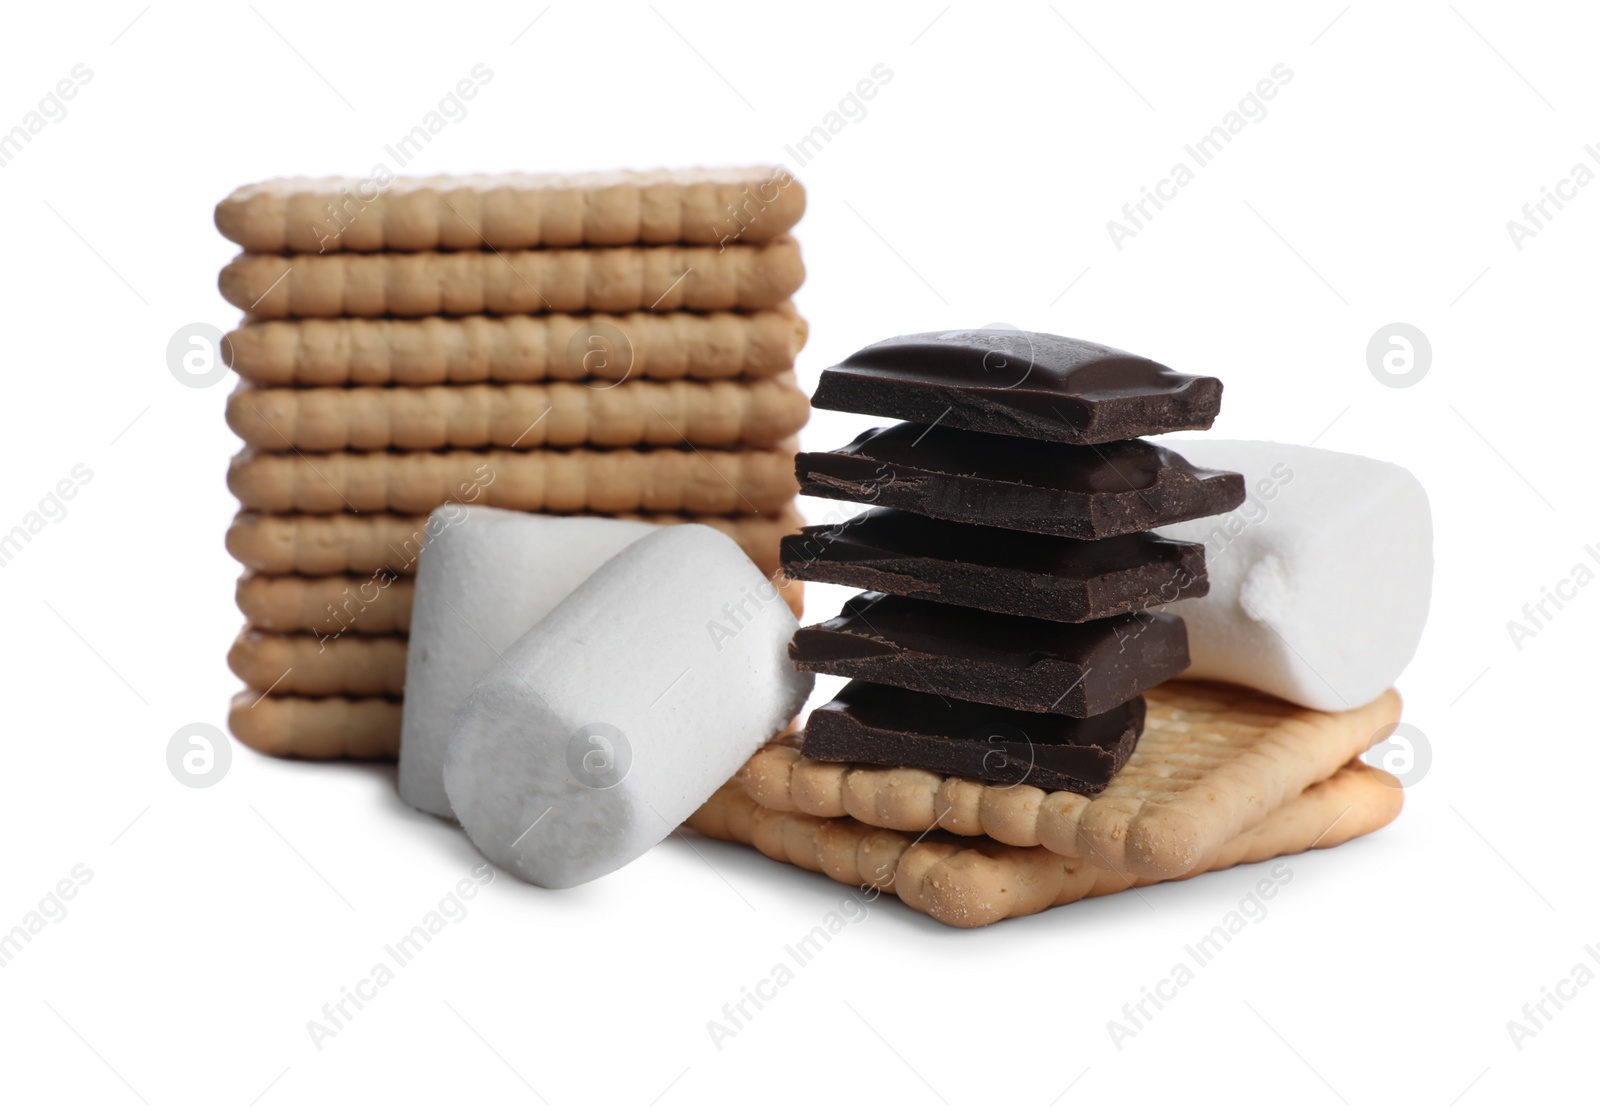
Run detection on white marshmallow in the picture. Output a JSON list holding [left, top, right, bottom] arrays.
[[443, 525, 811, 888], [399, 507, 658, 817], [1156, 440, 1432, 711]]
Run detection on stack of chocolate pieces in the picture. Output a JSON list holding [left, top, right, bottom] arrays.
[[781, 330, 1246, 792], [213, 168, 810, 758]]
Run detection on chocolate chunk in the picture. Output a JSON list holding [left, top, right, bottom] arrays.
[[790, 593, 1189, 717], [813, 330, 1222, 444], [779, 509, 1207, 623], [796, 424, 1245, 538], [802, 681, 1145, 793]]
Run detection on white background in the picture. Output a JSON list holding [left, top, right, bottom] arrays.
[[1, 2, 1595, 1109]]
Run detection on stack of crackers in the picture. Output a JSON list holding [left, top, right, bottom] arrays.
[[215, 168, 810, 759]]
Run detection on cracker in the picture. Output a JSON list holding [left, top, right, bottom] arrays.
[[739, 681, 1402, 880], [225, 505, 802, 576], [226, 441, 799, 515], [219, 237, 804, 319], [226, 373, 809, 452], [236, 572, 414, 634], [236, 571, 804, 634], [228, 690, 400, 759], [228, 628, 407, 697], [223, 307, 807, 386], [687, 760, 1403, 927], [216, 168, 804, 253]]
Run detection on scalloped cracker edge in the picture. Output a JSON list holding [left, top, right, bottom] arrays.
[[687, 759, 1402, 927], [740, 681, 1402, 880]]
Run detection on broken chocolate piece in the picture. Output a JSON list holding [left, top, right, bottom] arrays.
[[796, 424, 1245, 538], [790, 593, 1189, 717], [802, 680, 1145, 793], [779, 509, 1207, 623], [813, 330, 1222, 444]]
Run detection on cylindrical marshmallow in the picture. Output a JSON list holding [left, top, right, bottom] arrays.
[[443, 525, 812, 887], [1155, 439, 1432, 711], [399, 507, 658, 817]]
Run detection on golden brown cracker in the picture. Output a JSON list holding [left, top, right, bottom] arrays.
[[226, 441, 799, 515], [228, 690, 400, 759], [236, 570, 803, 635], [226, 373, 809, 451], [228, 628, 407, 697], [687, 761, 1403, 928], [236, 572, 413, 635], [225, 505, 802, 577], [740, 682, 1402, 880], [219, 237, 804, 318], [215, 167, 804, 253], [223, 307, 807, 386]]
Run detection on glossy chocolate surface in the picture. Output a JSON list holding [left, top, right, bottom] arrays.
[[797, 425, 1246, 538], [802, 680, 1145, 793], [790, 593, 1189, 717], [779, 509, 1208, 622], [813, 330, 1222, 444]]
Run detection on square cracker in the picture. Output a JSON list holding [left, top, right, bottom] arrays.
[[739, 681, 1402, 880], [225, 373, 809, 452], [218, 238, 803, 319], [223, 307, 807, 387], [229, 628, 408, 698], [226, 441, 799, 515], [233, 572, 804, 638], [225, 506, 802, 577], [686, 760, 1403, 928], [216, 168, 804, 253], [229, 691, 400, 760], [229, 576, 803, 697]]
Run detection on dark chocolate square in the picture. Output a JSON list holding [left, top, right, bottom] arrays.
[[802, 681, 1145, 793], [813, 330, 1222, 444], [790, 593, 1188, 717], [780, 509, 1207, 623], [796, 424, 1245, 538]]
